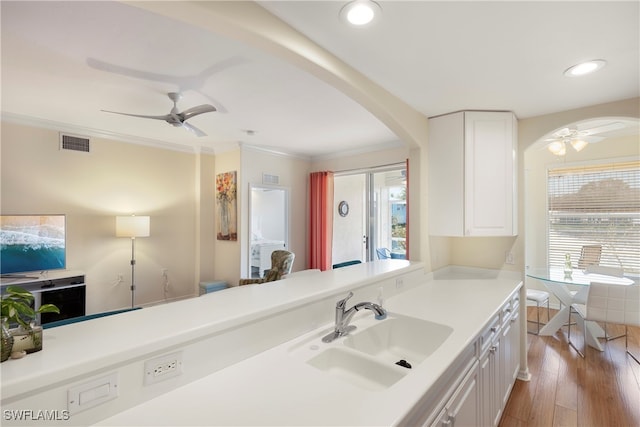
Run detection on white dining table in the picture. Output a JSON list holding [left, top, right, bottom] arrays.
[[526, 267, 635, 351]]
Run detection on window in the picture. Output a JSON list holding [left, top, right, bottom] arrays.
[[547, 160, 640, 274]]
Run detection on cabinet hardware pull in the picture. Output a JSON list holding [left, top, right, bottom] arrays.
[[491, 327, 498, 333], [490, 346, 497, 353]]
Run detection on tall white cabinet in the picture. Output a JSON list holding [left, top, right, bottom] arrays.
[[428, 111, 517, 236]]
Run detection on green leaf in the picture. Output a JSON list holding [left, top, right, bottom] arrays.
[[6, 286, 35, 302], [37, 304, 61, 314]]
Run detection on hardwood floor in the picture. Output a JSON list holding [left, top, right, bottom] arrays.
[[500, 307, 640, 427]]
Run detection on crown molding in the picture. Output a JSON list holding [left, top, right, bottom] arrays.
[[1, 112, 199, 154]]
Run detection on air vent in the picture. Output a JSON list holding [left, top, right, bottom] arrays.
[[59, 133, 90, 153], [262, 173, 279, 185]]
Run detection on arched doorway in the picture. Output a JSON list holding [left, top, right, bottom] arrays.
[[524, 117, 640, 299]]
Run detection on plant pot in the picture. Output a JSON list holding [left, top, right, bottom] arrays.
[[1, 318, 13, 362], [10, 324, 43, 354]]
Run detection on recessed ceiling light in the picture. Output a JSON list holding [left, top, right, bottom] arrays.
[[340, 0, 381, 27], [564, 59, 607, 77]]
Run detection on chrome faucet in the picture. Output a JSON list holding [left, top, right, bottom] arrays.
[[322, 291, 387, 343]]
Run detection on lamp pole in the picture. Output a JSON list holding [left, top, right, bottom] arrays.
[[130, 236, 136, 308], [116, 215, 150, 309]]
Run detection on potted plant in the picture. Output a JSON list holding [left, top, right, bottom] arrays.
[[1, 286, 59, 359]]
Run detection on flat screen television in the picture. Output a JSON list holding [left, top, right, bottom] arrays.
[[1, 215, 66, 277]]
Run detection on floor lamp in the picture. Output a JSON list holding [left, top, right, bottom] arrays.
[[116, 215, 150, 308]]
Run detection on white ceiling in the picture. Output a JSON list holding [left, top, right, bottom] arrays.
[[1, 1, 638, 158]]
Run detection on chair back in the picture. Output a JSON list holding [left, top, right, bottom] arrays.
[[577, 244, 602, 269], [332, 260, 362, 269], [262, 250, 295, 282], [376, 248, 391, 259], [586, 282, 640, 327]]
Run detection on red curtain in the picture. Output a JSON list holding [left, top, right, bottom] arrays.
[[309, 171, 334, 270]]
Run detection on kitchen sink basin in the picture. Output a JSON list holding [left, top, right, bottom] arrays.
[[306, 347, 407, 391], [342, 314, 453, 365]]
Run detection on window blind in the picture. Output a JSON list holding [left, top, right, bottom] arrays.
[[547, 160, 640, 275]]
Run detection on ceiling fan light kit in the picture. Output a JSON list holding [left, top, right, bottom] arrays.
[[569, 139, 588, 152], [101, 92, 216, 137], [544, 121, 625, 156], [547, 140, 566, 156]]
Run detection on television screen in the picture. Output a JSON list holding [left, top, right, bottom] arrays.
[[1, 215, 66, 276]]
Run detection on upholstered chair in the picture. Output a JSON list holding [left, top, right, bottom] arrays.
[[577, 244, 602, 269], [239, 250, 295, 286]]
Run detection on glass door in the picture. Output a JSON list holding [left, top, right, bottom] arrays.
[[332, 164, 407, 266], [371, 168, 407, 260]]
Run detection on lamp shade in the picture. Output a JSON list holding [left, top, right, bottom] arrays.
[[116, 215, 150, 238]]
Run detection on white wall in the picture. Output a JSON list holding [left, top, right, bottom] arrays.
[[251, 189, 286, 241], [1, 122, 200, 313], [240, 146, 310, 278], [213, 149, 241, 287], [332, 174, 366, 265]]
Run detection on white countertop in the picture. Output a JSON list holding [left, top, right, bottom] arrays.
[[96, 272, 522, 426], [1, 261, 418, 401]]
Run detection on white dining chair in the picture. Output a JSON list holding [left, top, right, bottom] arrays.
[[568, 282, 640, 363], [526, 288, 550, 335], [583, 265, 626, 340]]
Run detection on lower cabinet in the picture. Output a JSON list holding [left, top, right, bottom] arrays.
[[430, 361, 480, 427], [479, 335, 501, 426], [409, 288, 521, 427], [503, 300, 520, 407]]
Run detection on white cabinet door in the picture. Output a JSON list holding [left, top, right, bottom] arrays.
[[479, 335, 501, 426], [428, 111, 517, 236], [505, 304, 521, 401], [464, 111, 517, 236], [430, 361, 480, 427]]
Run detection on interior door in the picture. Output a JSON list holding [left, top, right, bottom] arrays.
[[248, 184, 289, 278]]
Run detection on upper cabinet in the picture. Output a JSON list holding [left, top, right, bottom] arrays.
[[428, 111, 517, 237]]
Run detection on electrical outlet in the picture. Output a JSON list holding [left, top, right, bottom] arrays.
[[144, 351, 182, 385], [505, 251, 515, 265], [395, 277, 404, 289]]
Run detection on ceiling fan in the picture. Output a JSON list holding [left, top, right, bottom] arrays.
[[102, 92, 216, 137], [544, 121, 626, 156]]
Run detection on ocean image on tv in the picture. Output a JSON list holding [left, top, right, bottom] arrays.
[[1, 215, 65, 275]]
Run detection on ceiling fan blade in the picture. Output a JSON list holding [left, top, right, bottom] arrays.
[[553, 128, 573, 138], [582, 135, 605, 143], [181, 122, 207, 137], [180, 104, 216, 121], [102, 110, 171, 121], [579, 122, 626, 136]]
